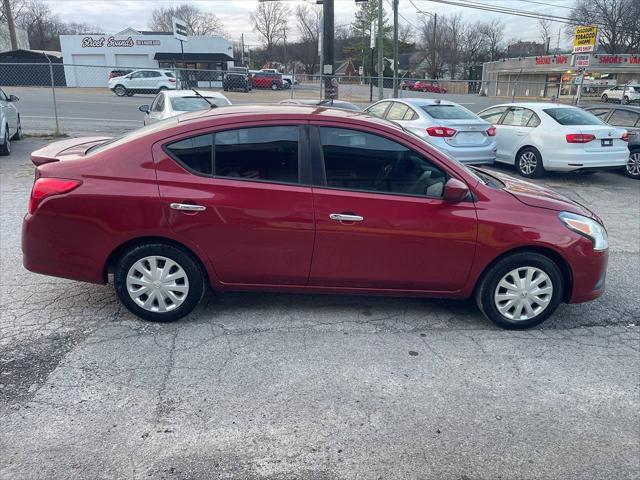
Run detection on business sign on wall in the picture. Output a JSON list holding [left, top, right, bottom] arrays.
[[81, 36, 161, 48], [573, 54, 590, 68], [535, 55, 569, 65], [572, 25, 598, 53]]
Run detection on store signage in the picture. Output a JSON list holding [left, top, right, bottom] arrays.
[[573, 54, 590, 68], [81, 36, 160, 48], [573, 25, 598, 53], [173, 17, 188, 42], [535, 55, 568, 65]]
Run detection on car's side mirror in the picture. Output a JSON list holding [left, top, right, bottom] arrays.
[[8, 95, 19, 102], [138, 105, 150, 114], [443, 178, 470, 202]]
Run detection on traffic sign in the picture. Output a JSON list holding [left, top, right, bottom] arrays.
[[172, 17, 188, 42]]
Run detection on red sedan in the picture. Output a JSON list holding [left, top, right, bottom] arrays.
[[413, 80, 447, 93], [22, 105, 608, 329]]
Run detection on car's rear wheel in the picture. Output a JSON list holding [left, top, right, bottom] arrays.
[[114, 85, 127, 96], [114, 243, 205, 322], [625, 149, 640, 179], [622, 96, 629, 105], [11, 116, 22, 141], [601, 94, 608, 102], [476, 252, 563, 329], [271, 83, 278, 91], [0, 127, 10, 156], [516, 147, 545, 178]]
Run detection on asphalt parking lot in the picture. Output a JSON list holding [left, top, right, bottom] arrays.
[[0, 137, 638, 479]]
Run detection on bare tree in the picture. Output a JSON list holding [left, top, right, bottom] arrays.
[[398, 23, 414, 44], [18, 0, 64, 50], [479, 19, 505, 61], [250, 0, 289, 59], [568, 0, 639, 53], [443, 13, 464, 79], [538, 19, 553, 54], [149, 4, 226, 37], [0, 0, 26, 24], [293, 4, 320, 74], [460, 21, 488, 76]]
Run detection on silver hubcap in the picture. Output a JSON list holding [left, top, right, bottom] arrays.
[[519, 151, 537, 175], [115, 86, 125, 95], [627, 152, 640, 177], [494, 267, 553, 321], [126, 256, 189, 313]]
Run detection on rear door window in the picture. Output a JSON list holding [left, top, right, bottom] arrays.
[[386, 103, 410, 121], [366, 102, 391, 118], [501, 107, 538, 127], [608, 109, 640, 127], [214, 126, 299, 184], [588, 108, 612, 120], [478, 106, 508, 124], [165, 134, 213, 175]]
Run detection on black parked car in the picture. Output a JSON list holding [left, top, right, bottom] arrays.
[[223, 67, 251, 92], [584, 104, 640, 179]]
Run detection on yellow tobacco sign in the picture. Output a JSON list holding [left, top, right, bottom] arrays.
[[573, 25, 598, 53]]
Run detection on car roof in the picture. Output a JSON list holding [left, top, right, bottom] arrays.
[[583, 104, 640, 113], [480, 102, 574, 111], [164, 89, 228, 99], [390, 98, 460, 107], [280, 99, 355, 106]]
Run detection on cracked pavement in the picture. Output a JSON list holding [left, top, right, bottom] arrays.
[[1, 139, 639, 480]]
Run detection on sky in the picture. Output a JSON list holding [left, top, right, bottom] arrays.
[[46, 0, 574, 48]]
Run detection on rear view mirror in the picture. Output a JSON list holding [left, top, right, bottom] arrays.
[[443, 178, 470, 202], [138, 105, 150, 114], [9, 95, 19, 102]]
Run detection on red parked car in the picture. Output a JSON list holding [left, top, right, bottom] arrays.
[[413, 80, 447, 94], [400, 80, 416, 90], [22, 106, 608, 329], [250, 72, 283, 90]]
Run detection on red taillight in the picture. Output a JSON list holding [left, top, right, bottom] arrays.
[[566, 133, 595, 143], [427, 126, 457, 137], [621, 132, 629, 142], [168, 78, 176, 83], [486, 126, 496, 137], [29, 178, 81, 214]]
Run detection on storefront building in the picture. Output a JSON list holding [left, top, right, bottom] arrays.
[[481, 54, 640, 99], [59, 27, 234, 87]]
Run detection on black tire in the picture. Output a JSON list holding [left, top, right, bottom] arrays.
[[625, 149, 640, 179], [475, 252, 564, 329], [271, 83, 278, 91], [114, 85, 127, 97], [114, 243, 206, 322], [516, 147, 545, 178], [11, 116, 22, 141], [244, 86, 249, 93], [601, 94, 608, 102], [0, 127, 10, 156], [622, 96, 629, 105]]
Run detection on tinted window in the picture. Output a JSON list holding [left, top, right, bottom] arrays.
[[164, 71, 175, 78], [421, 104, 477, 120], [588, 108, 612, 119], [214, 126, 299, 183], [153, 95, 164, 112], [479, 106, 507, 123], [146, 71, 161, 78], [320, 127, 447, 197], [367, 102, 390, 118], [544, 108, 604, 125], [166, 134, 213, 175], [502, 107, 536, 127], [608, 109, 640, 127], [171, 96, 230, 111], [386, 103, 410, 120]]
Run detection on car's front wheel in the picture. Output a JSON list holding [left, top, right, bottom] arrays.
[[12, 116, 22, 141], [271, 83, 279, 91], [114, 243, 206, 322], [622, 96, 629, 105], [475, 252, 563, 329], [625, 149, 640, 179], [601, 94, 608, 102], [114, 85, 127, 96], [516, 147, 545, 178]]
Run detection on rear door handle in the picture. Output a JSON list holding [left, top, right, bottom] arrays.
[[170, 203, 206, 212], [329, 213, 364, 222]]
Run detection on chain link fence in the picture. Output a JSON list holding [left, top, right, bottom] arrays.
[[1, 62, 637, 135]]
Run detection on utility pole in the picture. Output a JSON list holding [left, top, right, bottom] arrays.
[[377, 0, 384, 100], [432, 13, 437, 79], [369, 21, 375, 102], [323, 0, 335, 99], [2, 0, 18, 50], [241, 33, 245, 66], [392, 0, 399, 98]]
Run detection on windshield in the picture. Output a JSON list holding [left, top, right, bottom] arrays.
[[171, 96, 230, 111], [543, 108, 605, 126], [87, 117, 178, 154], [421, 104, 478, 120]]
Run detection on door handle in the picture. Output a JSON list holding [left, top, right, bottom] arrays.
[[515, 130, 527, 136], [170, 203, 206, 212], [329, 213, 364, 222]]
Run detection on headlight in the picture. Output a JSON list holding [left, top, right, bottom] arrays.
[[559, 211, 608, 251]]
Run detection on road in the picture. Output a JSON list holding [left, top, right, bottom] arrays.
[[9, 84, 561, 137], [1, 139, 638, 479]]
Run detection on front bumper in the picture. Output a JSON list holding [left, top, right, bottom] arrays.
[[566, 240, 608, 304]]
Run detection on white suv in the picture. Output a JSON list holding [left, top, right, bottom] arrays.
[[601, 84, 640, 105], [108, 69, 177, 97]]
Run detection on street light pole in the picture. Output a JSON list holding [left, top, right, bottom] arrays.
[[392, 0, 399, 98], [377, 0, 384, 100], [432, 13, 437, 79]]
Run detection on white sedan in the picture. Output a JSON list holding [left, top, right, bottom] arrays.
[[477, 102, 629, 178], [139, 90, 231, 125]]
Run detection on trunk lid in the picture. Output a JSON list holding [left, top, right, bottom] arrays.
[[31, 136, 111, 166], [579, 125, 627, 153], [442, 119, 493, 147]]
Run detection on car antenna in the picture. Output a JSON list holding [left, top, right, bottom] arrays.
[[191, 89, 217, 109]]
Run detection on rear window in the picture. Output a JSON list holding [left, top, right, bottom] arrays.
[[421, 104, 477, 120], [543, 108, 604, 126], [170, 96, 230, 111], [164, 71, 175, 78]]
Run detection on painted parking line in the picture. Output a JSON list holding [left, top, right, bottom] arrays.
[[23, 115, 141, 123]]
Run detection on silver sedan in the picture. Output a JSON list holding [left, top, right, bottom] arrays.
[[365, 98, 497, 165], [139, 90, 231, 125]]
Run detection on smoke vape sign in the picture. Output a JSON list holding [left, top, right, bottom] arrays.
[[172, 17, 188, 42]]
